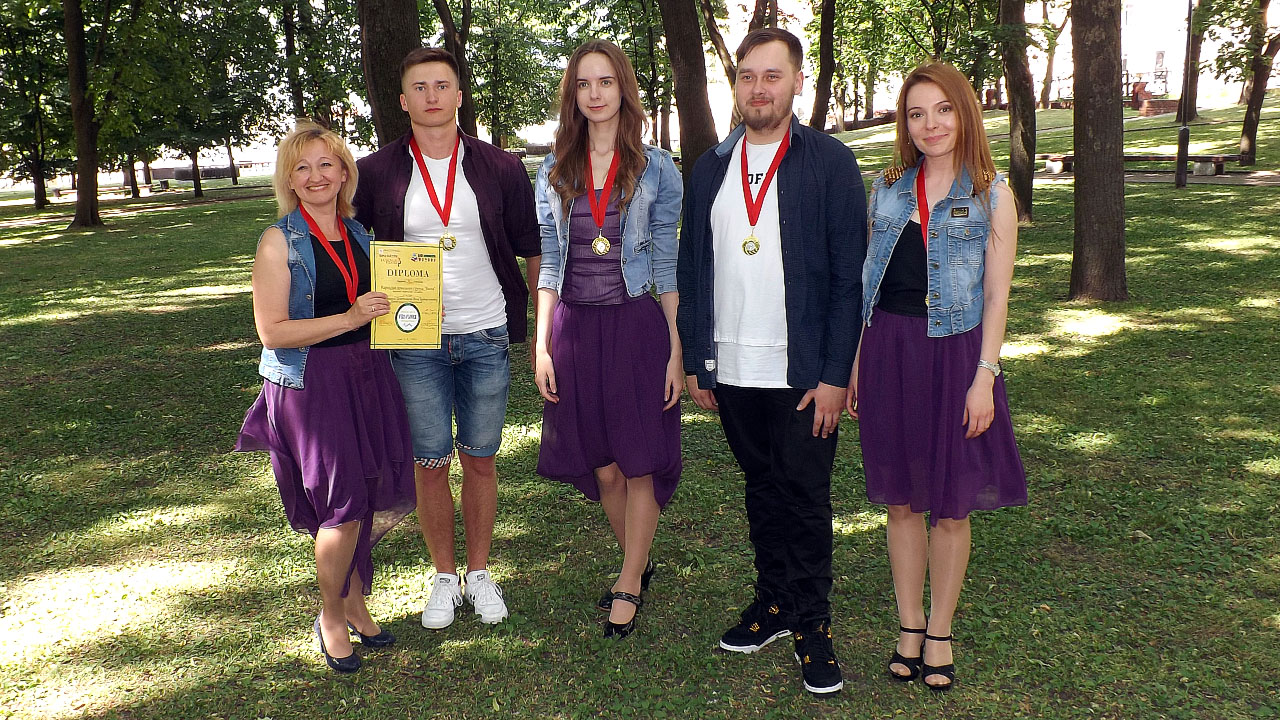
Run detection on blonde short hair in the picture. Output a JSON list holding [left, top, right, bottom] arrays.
[[272, 121, 359, 218]]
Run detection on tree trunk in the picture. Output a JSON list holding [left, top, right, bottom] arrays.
[[125, 154, 140, 198], [809, 0, 836, 130], [190, 152, 203, 199], [356, 0, 421, 146], [62, 0, 103, 228], [142, 157, 152, 184], [749, 0, 768, 30], [1000, 0, 1036, 222], [1069, 0, 1126, 301], [32, 156, 49, 210], [1038, 0, 1070, 109], [226, 141, 239, 185], [863, 69, 875, 120], [432, 0, 478, 137], [656, 0, 719, 181], [283, 0, 305, 117], [1238, 0, 1279, 166], [700, 0, 736, 85], [1176, 0, 1204, 123], [660, 93, 672, 151]]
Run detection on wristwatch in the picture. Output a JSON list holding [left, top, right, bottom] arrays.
[[977, 359, 1002, 377]]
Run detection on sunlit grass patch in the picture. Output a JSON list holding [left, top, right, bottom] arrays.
[[1047, 308, 1132, 339]]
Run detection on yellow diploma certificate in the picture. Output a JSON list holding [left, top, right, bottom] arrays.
[[369, 241, 443, 349]]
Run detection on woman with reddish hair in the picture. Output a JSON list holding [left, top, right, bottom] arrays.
[[849, 62, 1027, 691]]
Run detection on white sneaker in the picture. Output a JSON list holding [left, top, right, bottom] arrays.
[[421, 572, 463, 629], [464, 569, 509, 624]]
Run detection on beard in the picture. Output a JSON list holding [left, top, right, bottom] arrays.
[[739, 100, 790, 133]]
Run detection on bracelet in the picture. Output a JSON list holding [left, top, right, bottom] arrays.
[[977, 359, 1002, 377]]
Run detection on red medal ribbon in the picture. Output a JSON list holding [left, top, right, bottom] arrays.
[[300, 205, 358, 304], [408, 132, 461, 230], [586, 150, 621, 233], [741, 132, 791, 229], [916, 165, 930, 248]]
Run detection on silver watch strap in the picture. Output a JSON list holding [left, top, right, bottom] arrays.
[[977, 359, 1002, 377]]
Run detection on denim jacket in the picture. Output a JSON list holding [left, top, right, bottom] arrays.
[[257, 207, 374, 389], [863, 165, 1003, 337], [535, 145, 682, 297]]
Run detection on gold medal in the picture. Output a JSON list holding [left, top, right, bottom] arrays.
[[742, 234, 760, 256], [440, 232, 457, 251], [591, 235, 611, 256]]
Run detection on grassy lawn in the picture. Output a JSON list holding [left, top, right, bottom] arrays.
[[836, 91, 1280, 173], [1, 167, 1278, 717]]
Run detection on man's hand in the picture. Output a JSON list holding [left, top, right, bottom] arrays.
[[797, 382, 844, 438], [686, 374, 718, 412]]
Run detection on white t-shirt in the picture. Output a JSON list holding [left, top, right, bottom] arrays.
[[404, 142, 506, 335], [709, 137, 789, 388]]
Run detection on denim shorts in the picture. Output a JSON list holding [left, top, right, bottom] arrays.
[[390, 324, 511, 464]]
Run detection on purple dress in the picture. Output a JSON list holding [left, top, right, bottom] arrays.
[[235, 233, 416, 596], [536, 196, 682, 507], [859, 222, 1026, 525]]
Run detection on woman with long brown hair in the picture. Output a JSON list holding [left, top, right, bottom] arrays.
[[848, 62, 1027, 690], [533, 39, 683, 639]]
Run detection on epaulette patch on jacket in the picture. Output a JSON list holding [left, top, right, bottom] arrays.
[[881, 166, 904, 187]]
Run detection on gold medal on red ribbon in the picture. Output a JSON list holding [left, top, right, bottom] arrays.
[[586, 150, 620, 257], [740, 133, 791, 258], [409, 133, 461, 251]]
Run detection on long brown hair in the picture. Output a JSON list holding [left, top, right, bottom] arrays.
[[548, 40, 648, 216], [894, 62, 996, 196]]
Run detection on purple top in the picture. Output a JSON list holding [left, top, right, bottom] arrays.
[[561, 194, 629, 305]]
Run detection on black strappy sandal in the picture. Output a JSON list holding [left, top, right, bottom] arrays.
[[887, 626, 926, 681], [596, 560, 656, 611], [603, 591, 643, 639], [921, 633, 956, 692]]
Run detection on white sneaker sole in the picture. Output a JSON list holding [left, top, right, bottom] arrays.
[[473, 608, 509, 624], [421, 612, 456, 630], [794, 652, 844, 694], [718, 629, 791, 653]]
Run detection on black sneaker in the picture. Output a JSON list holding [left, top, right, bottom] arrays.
[[793, 621, 844, 694], [718, 599, 791, 653]]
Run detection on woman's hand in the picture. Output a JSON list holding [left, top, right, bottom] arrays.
[[845, 358, 860, 419], [534, 349, 558, 403], [344, 291, 390, 328], [962, 372, 996, 439], [663, 352, 684, 411]]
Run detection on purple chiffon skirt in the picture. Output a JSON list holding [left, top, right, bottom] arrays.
[[858, 311, 1027, 525], [536, 295, 682, 508], [235, 339, 417, 595]]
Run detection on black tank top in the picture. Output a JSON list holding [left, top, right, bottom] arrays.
[[876, 220, 928, 317], [310, 232, 372, 347]]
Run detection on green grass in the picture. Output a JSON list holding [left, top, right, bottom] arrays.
[[836, 91, 1280, 174], [1, 171, 1278, 717]]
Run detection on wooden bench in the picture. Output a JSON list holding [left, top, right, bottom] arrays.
[[1036, 153, 1242, 175]]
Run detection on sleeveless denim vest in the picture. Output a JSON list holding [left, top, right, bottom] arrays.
[[256, 207, 374, 389], [862, 165, 1003, 337]]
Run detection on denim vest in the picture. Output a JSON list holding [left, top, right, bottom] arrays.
[[256, 207, 374, 389], [863, 165, 1003, 337], [535, 145, 682, 297]]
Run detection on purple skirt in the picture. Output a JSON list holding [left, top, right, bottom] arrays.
[[235, 339, 416, 595], [537, 295, 682, 508], [858, 311, 1027, 525]]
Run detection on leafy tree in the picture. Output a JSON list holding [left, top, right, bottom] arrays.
[[0, 0, 72, 209], [468, 4, 559, 147], [1204, 0, 1279, 165], [1034, 0, 1071, 108], [655, 0, 717, 172]]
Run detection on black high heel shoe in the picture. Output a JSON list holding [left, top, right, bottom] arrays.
[[603, 591, 643, 639], [348, 622, 397, 648], [886, 626, 926, 682], [921, 633, 956, 692], [597, 560, 657, 611], [315, 617, 361, 673]]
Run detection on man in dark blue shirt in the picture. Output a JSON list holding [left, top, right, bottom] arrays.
[[676, 28, 867, 696]]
